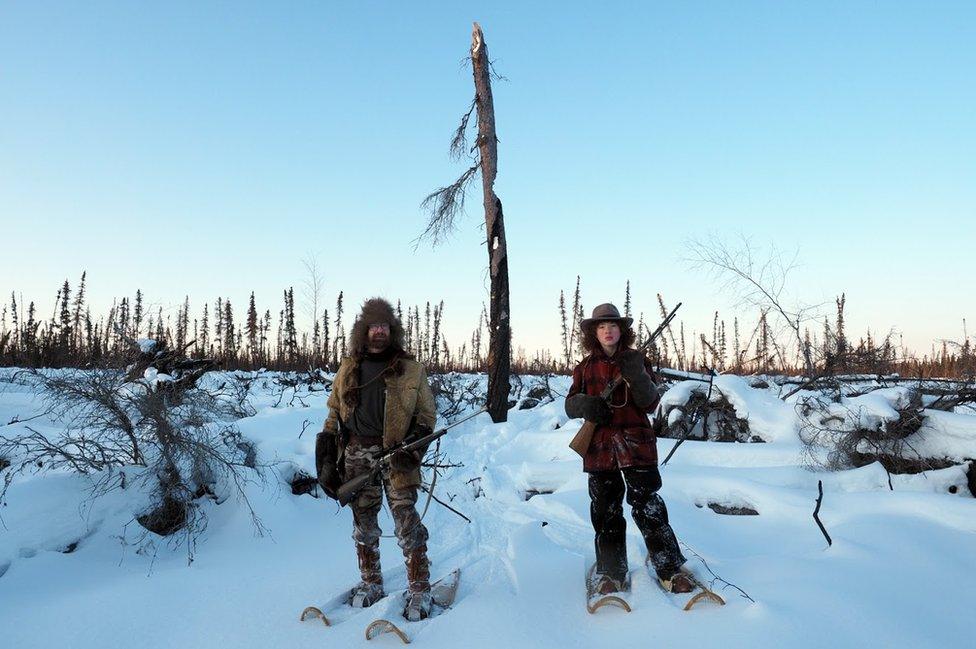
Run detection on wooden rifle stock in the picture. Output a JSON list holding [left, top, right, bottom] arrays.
[[568, 420, 597, 457], [337, 466, 381, 506], [566, 303, 681, 458]]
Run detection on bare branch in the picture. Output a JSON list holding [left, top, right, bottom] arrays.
[[813, 480, 832, 547], [685, 234, 822, 376], [679, 540, 756, 603], [415, 162, 480, 248], [450, 99, 477, 161]]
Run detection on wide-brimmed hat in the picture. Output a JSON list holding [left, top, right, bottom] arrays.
[[580, 303, 633, 330]]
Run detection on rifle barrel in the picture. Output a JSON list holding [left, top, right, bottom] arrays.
[[335, 406, 487, 505]]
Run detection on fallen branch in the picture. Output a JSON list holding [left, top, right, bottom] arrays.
[[661, 368, 717, 466], [679, 540, 755, 604], [813, 480, 832, 547], [419, 484, 471, 523]]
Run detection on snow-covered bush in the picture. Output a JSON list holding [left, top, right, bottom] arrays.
[[0, 342, 267, 554], [659, 377, 760, 443], [795, 386, 944, 474], [429, 372, 569, 418], [510, 373, 563, 410], [430, 373, 487, 419]]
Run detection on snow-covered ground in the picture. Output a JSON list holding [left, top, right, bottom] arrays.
[[1, 371, 974, 648]]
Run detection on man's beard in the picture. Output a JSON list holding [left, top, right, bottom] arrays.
[[368, 334, 389, 350]]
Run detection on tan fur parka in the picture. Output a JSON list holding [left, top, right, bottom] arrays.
[[322, 353, 437, 489]]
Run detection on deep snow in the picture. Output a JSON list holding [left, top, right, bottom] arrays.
[[1, 371, 974, 648]]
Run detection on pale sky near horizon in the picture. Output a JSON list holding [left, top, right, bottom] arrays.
[[1, 2, 973, 360]]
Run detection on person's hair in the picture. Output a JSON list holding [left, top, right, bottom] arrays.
[[581, 320, 636, 353], [348, 297, 406, 359]]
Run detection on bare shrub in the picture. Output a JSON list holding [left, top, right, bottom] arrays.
[[429, 374, 484, 419], [0, 340, 267, 560], [795, 388, 945, 476], [510, 373, 560, 410], [926, 379, 976, 412], [686, 235, 820, 376], [661, 390, 755, 443], [270, 369, 332, 408]]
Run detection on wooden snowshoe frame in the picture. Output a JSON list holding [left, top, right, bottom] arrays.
[[299, 606, 332, 626], [586, 595, 632, 614], [683, 588, 726, 611], [681, 573, 726, 610], [585, 563, 632, 615], [365, 619, 411, 643], [364, 569, 461, 644]]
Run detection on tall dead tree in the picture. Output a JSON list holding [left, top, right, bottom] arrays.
[[420, 22, 511, 422], [472, 23, 511, 423]]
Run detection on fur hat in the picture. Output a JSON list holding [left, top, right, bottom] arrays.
[[348, 297, 406, 359]]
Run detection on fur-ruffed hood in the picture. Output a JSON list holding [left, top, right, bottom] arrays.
[[349, 297, 406, 360]]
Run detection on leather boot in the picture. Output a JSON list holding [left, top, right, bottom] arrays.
[[350, 544, 384, 607], [595, 573, 627, 596], [403, 545, 432, 621], [659, 568, 696, 594]]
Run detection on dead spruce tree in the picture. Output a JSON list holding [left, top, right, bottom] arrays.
[[419, 22, 511, 422], [0, 338, 264, 558]]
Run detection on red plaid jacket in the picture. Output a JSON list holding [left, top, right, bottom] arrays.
[[567, 348, 661, 472]]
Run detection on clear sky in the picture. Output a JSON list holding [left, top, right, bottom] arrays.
[[1, 2, 973, 359]]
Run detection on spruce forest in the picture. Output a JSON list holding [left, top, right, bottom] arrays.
[[2, 273, 973, 378]]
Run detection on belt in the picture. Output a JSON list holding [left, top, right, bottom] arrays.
[[347, 435, 384, 448]]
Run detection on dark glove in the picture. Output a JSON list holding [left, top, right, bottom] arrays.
[[616, 350, 659, 410], [565, 394, 612, 424], [389, 448, 422, 473], [617, 350, 649, 382], [405, 423, 433, 461], [315, 432, 342, 499]]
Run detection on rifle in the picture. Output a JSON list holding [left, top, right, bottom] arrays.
[[336, 407, 487, 506], [660, 367, 717, 467], [568, 302, 682, 458]]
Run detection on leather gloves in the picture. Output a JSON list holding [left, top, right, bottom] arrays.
[[315, 432, 342, 499], [616, 350, 659, 410], [390, 448, 423, 472], [565, 394, 612, 424], [390, 423, 431, 473]]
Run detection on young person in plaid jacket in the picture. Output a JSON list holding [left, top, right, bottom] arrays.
[[565, 303, 694, 595]]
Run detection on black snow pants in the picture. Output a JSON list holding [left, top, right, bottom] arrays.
[[588, 466, 686, 581]]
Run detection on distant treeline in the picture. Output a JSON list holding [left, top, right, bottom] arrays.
[[1, 274, 973, 378], [0, 273, 514, 373], [559, 279, 974, 379]]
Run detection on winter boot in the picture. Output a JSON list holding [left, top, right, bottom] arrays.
[[594, 573, 627, 596], [659, 568, 696, 594], [403, 545, 432, 622], [350, 544, 385, 608]]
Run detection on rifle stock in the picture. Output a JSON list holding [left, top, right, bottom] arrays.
[[337, 467, 380, 506], [568, 420, 597, 457]]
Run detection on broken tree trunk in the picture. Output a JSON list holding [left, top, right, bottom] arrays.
[[471, 22, 511, 423]]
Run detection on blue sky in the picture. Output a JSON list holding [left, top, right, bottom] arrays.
[[1, 2, 973, 358]]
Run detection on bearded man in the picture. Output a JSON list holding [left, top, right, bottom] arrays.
[[316, 297, 438, 621]]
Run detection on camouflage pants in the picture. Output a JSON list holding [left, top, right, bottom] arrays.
[[344, 442, 429, 555], [588, 466, 686, 581]]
